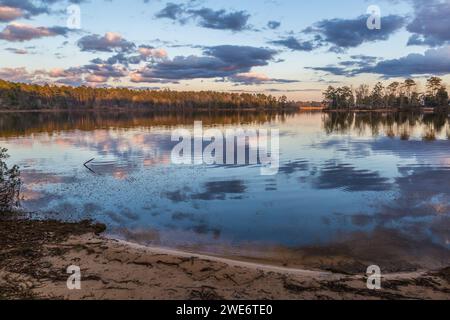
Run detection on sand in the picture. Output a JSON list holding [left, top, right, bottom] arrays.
[[0, 217, 449, 300]]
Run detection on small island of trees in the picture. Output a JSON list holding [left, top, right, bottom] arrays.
[[323, 77, 449, 112]]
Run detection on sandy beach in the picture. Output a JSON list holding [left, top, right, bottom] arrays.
[[0, 217, 449, 300]]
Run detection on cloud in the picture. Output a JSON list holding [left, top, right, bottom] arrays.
[[306, 66, 352, 76], [267, 21, 281, 30], [229, 72, 272, 84], [304, 14, 406, 51], [0, 67, 79, 84], [229, 72, 299, 85], [270, 36, 319, 51], [0, 5, 23, 21], [39, 60, 129, 85], [47, 68, 72, 78], [154, 2, 184, 20], [0, 0, 49, 17], [188, 8, 250, 31], [90, 53, 133, 66], [1, 42, 286, 87], [2, 41, 169, 86], [131, 55, 233, 81], [138, 45, 168, 59], [155, 3, 251, 31], [0, 67, 31, 81], [348, 55, 379, 65], [0, 0, 84, 18], [307, 55, 383, 77], [78, 32, 135, 52], [76, 63, 128, 81], [355, 46, 450, 77], [0, 56, 130, 86], [85, 74, 108, 83], [335, 55, 380, 69], [129, 71, 179, 84], [88, 45, 168, 67], [5, 47, 27, 54], [406, 0, 450, 47], [270, 14, 405, 52], [0, 23, 71, 41], [308, 43, 450, 78], [204, 45, 277, 68], [130, 45, 278, 83]]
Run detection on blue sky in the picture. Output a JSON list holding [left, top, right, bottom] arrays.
[[0, 0, 449, 100]]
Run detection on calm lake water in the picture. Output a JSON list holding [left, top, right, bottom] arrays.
[[1, 111, 449, 268]]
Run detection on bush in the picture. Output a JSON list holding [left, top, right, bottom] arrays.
[[0, 148, 21, 211]]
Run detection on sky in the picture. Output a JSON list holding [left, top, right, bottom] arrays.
[[0, 0, 449, 100]]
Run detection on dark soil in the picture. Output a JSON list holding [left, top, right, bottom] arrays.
[[0, 213, 105, 299]]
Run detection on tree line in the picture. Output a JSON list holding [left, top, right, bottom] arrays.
[[0, 79, 294, 111], [323, 77, 449, 111]]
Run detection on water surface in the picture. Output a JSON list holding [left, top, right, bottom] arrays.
[[1, 111, 449, 269]]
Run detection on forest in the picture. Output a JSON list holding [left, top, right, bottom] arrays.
[[0, 79, 293, 111], [323, 77, 449, 111]]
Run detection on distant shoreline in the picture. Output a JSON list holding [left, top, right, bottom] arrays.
[[0, 106, 449, 114], [0, 107, 298, 113]]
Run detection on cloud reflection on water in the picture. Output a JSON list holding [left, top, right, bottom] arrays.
[[0, 111, 449, 269]]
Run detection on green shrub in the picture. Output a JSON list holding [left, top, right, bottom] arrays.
[[0, 148, 21, 211]]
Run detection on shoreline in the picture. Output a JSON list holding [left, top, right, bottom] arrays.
[[0, 107, 448, 114], [0, 107, 299, 114], [323, 107, 449, 114], [1, 217, 449, 300], [113, 238, 329, 277]]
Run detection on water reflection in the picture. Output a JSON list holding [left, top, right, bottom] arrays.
[[313, 161, 392, 192], [323, 112, 450, 140], [0, 110, 449, 270], [165, 180, 247, 202], [0, 110, 295, 137]]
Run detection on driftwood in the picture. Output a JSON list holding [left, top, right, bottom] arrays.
[[83, 158, 96, 174]]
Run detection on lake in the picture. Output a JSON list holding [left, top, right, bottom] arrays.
[[1, 110, 449, 270]]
